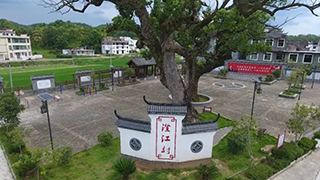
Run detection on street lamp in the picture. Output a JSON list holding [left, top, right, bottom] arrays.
[[9, 62, 13, 91], [110, 44, 113, 68], [38, 93, 54, 150], [298, 71, 305, 100], [250, 80, 262, 120]]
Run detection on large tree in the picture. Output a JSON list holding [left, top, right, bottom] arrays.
[[42, 0, 320, 121]]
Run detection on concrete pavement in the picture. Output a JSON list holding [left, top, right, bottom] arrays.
[[270, 148, 320, 180], [0, 147, 14, 180]]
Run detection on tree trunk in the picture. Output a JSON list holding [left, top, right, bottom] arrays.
[[162, 41, 185, 104]]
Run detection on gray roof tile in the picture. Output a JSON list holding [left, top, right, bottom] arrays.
[[115, 110, 151, 133], [30, 74, 55, 80], [182, 114, 220, 135], [127, 58, 156, 66]]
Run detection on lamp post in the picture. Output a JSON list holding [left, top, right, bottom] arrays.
[[311, 66, 316, 89], [9, 62, 13, 92], [40, 100, 54, 150], [298, 71, 305, 100], [110, 44, 113, 68], [250, 80, 262, 120]]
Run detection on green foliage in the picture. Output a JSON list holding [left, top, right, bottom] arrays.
[[218, 69, 228, 77], [195, 164, 219, 180], [298, 137, 317, 153], [287, 35, 320, 42], [313, 131, 320, 139], [286, 103, 319, 142], [140, 49, 153, 59], [5, 128, 26, 154], [0, 92, 25, 130], [272, 69, 281, 79], [125, 68, 135, 78], [245, 163, 276, 180], [12, 153, 40, 178], [97, 131, 113, 147], [56, 54, 73, 58], [265, 74, 275, 82], [271, 142, 304, 161], [227, 129, 248, 154], [113, 157, 136, 180], [54, 146, 73, 166]]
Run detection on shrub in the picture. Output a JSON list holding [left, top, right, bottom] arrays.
[[113, 158, 136, 180], [272, 69, 281, 79], [218, 69, 228, 77], [313, 131, 320, 139], [245, 163, 276, 180], [227, 129, 248, 154], [271, 142, 304, 161], [97, 131, 113, 146], [56, 54, 73, 58], [265, 74, 275, 82], [54, 146, 73, 165], [298, 137, 317, 153], [125, 68, 135, 78], [196, 164, 219, 180], [264, 156, 291, 171]]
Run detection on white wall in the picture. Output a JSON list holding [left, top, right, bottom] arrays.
[[118, 113, 217, 162]]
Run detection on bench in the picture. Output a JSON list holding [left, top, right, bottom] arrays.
[[55, 95, 62, 102]]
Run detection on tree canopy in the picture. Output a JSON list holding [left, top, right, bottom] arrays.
[[0, 93, 25, 130], [40, 0, 320, 121]]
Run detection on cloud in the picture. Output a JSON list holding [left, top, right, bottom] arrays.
[[0, 0, 118, 26], [272, 8, 320, 35]]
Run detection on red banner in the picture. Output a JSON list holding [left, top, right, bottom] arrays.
[[227, 62, 282, 75]]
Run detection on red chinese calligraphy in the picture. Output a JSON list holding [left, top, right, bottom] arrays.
[[161, 135, 171, 142], [160, 146, 171, 154], [161, 124, 171, 132]]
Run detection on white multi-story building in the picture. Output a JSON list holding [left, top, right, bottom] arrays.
[[101, 37, 138, 54], [0, 29, 32, 61]]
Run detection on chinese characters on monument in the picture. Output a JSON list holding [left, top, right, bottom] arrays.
[[156, 116, 177, 160]]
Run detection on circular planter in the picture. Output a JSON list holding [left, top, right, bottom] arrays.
[[168, 93, 213, 107]]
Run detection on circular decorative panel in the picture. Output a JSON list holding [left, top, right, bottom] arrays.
[[191, 141, 203, 153], [129, 138, 142, 151]]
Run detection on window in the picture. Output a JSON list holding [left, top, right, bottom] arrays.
[[278, 39, 285, 47], [27, 45, 30, 49], [318, 57, 320, 62], [288, 53, 298, 63], [276, 53, 284, 60], [9, 46, 12, 50], [10, 53, 13, 58], [7, 38, 11, 43], [28, 52, 31, 56], [303, 54, 313, 64], [251, 53, 258, 60], [266, 39, 274, 46], [27, 39, 29, 43], [264, 53, 272, 61]]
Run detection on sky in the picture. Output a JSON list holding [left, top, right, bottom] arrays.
[[0, 0, 320, 35]]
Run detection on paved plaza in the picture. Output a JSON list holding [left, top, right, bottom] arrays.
[[19, 73, 320, 152]]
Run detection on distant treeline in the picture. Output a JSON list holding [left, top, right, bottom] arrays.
[[0, 19, 137, 54], [287, 34, 320, 43]]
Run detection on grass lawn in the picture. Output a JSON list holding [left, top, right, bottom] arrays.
[[198, 112, 234, 128], [212, 132, 277, 178], [282, 91, 296, 96], [0, 57, 130, 87]]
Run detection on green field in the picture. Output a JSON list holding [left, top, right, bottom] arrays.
[[0, 57, 130, 88]]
